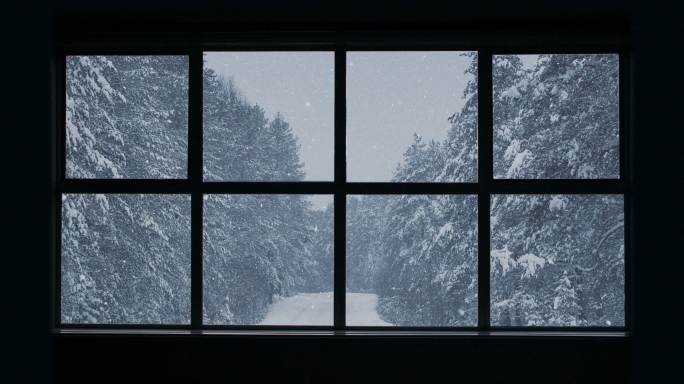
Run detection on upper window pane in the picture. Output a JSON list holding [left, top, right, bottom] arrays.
[[493, 54, 619, 179], [346, 195, 478, 326], [490, 194, 625, 326], [203, 52, 334, 181], [65, 56, 189, 179], [203, 194, 333, 325], [347, 52, 478, 182], [61, 194, 191, 324]]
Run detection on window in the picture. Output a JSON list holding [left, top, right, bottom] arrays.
[[56, 39, 629, 334]]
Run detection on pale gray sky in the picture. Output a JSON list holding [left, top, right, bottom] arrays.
[[204, 51, 479, 207], [347, 52, 475, 181], [205, 52, 334, 210], [205, 52, 335, 182]]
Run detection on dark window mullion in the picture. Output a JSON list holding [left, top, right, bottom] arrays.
[[189, 48, 204, 328], [55, 51, 66, 329], [334, 48, 347, 330], [620, 50, 633, 332], [477, 50, 494, 331]]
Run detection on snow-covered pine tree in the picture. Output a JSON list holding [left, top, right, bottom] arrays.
[[348, 53, 623, 327], [492, 54, 526, 178], [347, 53, 480, 326], [201, 67, 331, 324], [392, 134, 445, 182], [61, 194, 191, 324], [550, 271, 583, 326], [493, 54, 619, 179], [437, 52, 478, 182], [490, 194, 624, 326], [308, 202, 335, 293], [66, 56, 188, 179], [346, 195, 388, 293], [64, 56, 332, 325]]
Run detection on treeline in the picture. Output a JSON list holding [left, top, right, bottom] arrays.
[[62, 56, 333, 324], [346, 53, 623, 326]]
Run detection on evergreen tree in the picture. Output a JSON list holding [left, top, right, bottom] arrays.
[[493, 54, 619, 179], [438, 52, 478, 182], [66, 56, 188, 179], [348, 53, 623, 327], [63, 56, 333, 325]]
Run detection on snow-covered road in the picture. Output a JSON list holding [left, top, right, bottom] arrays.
[[259, 292, 392, 326], [345, 292, 392, 326]]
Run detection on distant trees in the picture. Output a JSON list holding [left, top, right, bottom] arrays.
[[63, 53, 623, 327], [203, 194, 331, 324], [347, 53, 623, 326], [63, 56, 332, 324], [203, 69, 305, 182]]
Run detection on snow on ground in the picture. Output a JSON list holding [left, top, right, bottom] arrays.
[[260, 292, 333, 325], [346, 292, 392, 326], [259, 292, 392, 326]]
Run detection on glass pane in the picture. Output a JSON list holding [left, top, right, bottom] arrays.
[[61, 194, 191, 324], [65, 56, 188, 178], [347, 51, 478, 182], [346, 195, 478, 326], [493, 54, 619, 179], [203, 52, 334, 181], [203, 194, 334, 325], [491, 194, 625, 326]]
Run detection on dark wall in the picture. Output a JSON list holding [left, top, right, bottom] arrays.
[[3, 1, 682, 383], [55, 334, 630, 383]]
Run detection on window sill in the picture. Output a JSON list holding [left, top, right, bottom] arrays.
[[55, 328, 629, 338]]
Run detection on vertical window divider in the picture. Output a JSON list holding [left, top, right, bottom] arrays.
[[54, 51, 66, 330], [477, 50, 493, 331], [189, 48, 204, 329], [333, 47, 347, 331], [620, 50, 633, 332]]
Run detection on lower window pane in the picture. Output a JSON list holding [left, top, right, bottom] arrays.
[[490, 194, 625, 327], [346, 195, 478, 326], [203, 194, 333, 325], [61, 194, 191, 324]]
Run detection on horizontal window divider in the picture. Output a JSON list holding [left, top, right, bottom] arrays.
[[58, 323, 194, 330], [57, 44, 629, 54], [60, 180, 191, 194], [55, 328, 629, 339], [486, 180, 626, 194], [346, 181, 624, 194], [58, 180, 626, 195], [59, 48, 195, 55], [346, 183, 480, 194], [199, 325, 336, 330], [489, 326, 628, 332], [59, 180, 339, 194], [57, 30, 629, 52]]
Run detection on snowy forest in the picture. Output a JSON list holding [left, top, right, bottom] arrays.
[[346, 53, 624, 326], [62, 56, 334, 324], [62, 53, 624, 327]]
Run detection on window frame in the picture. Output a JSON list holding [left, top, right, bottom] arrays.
[[54, 30, 631, 336]]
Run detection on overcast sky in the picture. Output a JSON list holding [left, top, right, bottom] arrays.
[[205, 52, 334, 209], [347, 51, 475, 181], [205, 52, 334, 181], [203, 52, 526, 207]]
